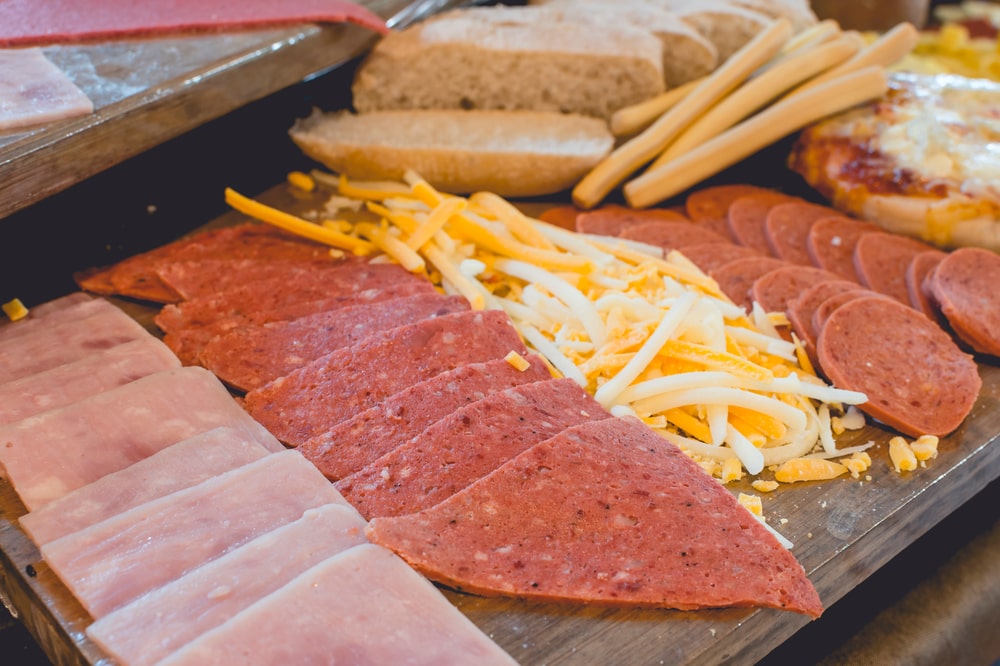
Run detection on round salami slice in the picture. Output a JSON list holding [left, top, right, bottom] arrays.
[[750, 265, 843, 315], [817, 296, 981, 437], [925, 247, 1000, 357], [726, 193, 795, 254], [575, 205, 688, 237], [708, 256, 788, 311], [905, 249, 948, 320], [853, 232, 936, 304], [676, 242, 760, 275], [810, 288, 883, 336], [806, 216, 878, 282], [764, 202, 840, 265], [538, 204, 582, 231], [684, 184, 773, 238], [619, 220, 729, 250], [785, 279, 860, 368]]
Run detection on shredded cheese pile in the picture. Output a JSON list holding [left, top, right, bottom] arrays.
[[226, 171, 875, 484], [890, 23, 1000, 81]]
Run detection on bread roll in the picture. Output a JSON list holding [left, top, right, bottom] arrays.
[[648, 1, 774, 62], [289, 109, 614, 197], [351, 8, 664, 120]]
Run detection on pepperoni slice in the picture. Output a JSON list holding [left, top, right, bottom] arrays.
[[725, 192, 797, 254], [685, 184, 773, 238], [905, 250, 947, 320], [764, 202, 839, 265], [925, 247, 1000, 357], [785, 279, 860, 368], [708, 256, 788, 311], [619, 220, 729, 250], [806, 216, 878, 282], [575, 205, 689, 237], [750, 265, 843, 315], [538, 205, 583, 231], [811, 289, 883, 336], [817, 296, 980, 437], [853, 232, 936, 304], [676, 242, 760, 274]]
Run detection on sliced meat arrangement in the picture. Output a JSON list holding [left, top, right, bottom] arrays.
[[906, 250, 948, 320], [0, 293, 100, 343], [298, 355, 552, 481], [806, 216, 878, 282], [709, 256, 788, 311], [853, 232, 936, 304], [924, 247, 1000, 356], [685, 184, 775, 237], [619, 219, 729, 250], [576, 204, 690, 237], [786, 280, 862, 366], [817, 296, 980, 437], [243, 309, 528, 445], [749, 265, 842, 316], [337, 378, 609, 519], [0, 48, 92, 130], [726, 192, 795, 253], [367, 416, 823, 617], [764, 202, 838, 265], [200, 292, 469, 391], [675, 241, 759, 274]]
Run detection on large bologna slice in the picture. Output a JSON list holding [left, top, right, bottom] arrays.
[[709, 255, 788, 311], [853, 232, 936, 304], [816, 296, 980, 437], [806, 216, 878, 282], [298, 354, 552, 481], [336, 378, 610, 520], [243, 310, 528, 446], [925, 247, 1000, 357], [367, 416, 823, 617], [764, 202, 839, 265], [576, 204, 689, 237], [199, 293, 469, 392]]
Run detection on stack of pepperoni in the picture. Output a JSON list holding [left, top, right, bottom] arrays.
[[552, 184, 993, 439]]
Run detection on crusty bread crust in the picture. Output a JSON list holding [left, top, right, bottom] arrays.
[[289, 109, 614, 197], [351, 9, 664, 119]]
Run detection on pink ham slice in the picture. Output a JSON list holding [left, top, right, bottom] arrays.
[[0, 300, 150, 384], [86, 503, 367, 666], [19, 426, 279, 546], [155, 544, 517, 666], [0, 292, 93, 341], [0, 0, 388, 48], [299, 354, 553, 481], [0, 48, 92, 130], [243, 309, 528, 446], [367, 416, 823, 617], [0, 366, 278, 511], [40, 449, 351, 619], [0, 337, 180, 426], [199, 293, 470, 392]]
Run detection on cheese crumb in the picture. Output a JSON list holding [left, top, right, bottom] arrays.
[[287, 171, 316, 192], [910, 434, 940, 462], [889, 436, 919, 473], [738, 493, 762, 517], [2, 298, 28, 322], [842, 451, 872, 479], [774, 457, 848, 483], [721, 457, 743, 483], [504, 350, 532, 371], [751, 479, 779, 493]]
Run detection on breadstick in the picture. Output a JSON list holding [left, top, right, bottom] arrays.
[[609, 78, 703, 138], [779, 18, 841, 55], [653, 35, 859, 166], [571, 18, 793, 210], [624, 66, 888, 208], [796, 22, 917, 92]]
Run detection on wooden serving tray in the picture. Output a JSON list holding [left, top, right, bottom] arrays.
[[1, 183, 998, 665]]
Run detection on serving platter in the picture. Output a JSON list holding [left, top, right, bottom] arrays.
[[1, 179, 998, 665]]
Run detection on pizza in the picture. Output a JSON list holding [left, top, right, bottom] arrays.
[[789, 72, 1000, 251]]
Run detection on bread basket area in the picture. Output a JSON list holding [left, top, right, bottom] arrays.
[[1, 1, 999, 665]]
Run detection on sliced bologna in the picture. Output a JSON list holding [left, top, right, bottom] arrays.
[[676, 242, 760, 275], [366, 416, 823, 617], [853, 232, 937, 304], [685, 184, 774, 238], [811, 288, 884, 336], [816, 296, 980, 437], [709, 256, 788, 311], [726, 195, 788, 254], [764, 202, 839, 265], [906, 249, 948, 321], [786, 280, 861, 367], [925, 247, 1000, 357], [618, 220, 728, 250], [750, 265, 843, 315], [806, 216, 878, 282], [576, 205, 689, 237]]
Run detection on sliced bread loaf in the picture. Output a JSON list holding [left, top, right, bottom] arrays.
[[351, 7, 664, 120], [647, 0, 774, 62], [289, 109, 614, 197]]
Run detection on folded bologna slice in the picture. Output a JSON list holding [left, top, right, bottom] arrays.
[[41, 450, 351, 619], [200, 293, 469, 392], [156, 544, 517, 666], [290, 109, 614, 198], [337, 378, 610, 520], [299, 354, 552, 481], [367, 416, 823, 617], [816, 296, 980, 437], [925, 247, 1000, 356], [0, 366, 278, 511], [244, 310, 528, 445], [0, 337, 179, 426], [19, 426, 278, 546], [87, 503, 367, 666], [0, 300, 149, 383]]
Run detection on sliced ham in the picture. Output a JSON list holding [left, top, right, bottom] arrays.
[[199, 293, 469, 392], [367, 416, 823, 617], [0, 366, 277, 511], [298, 354, 552, 481], [337, 378, 610, 519], [155, 544, 517, 666], [40, 450, 351, 619], [0, 292, 98, 343], [243, 310, 528, 445], [86, 503, 367, 666], [0, 301, 149, 384], [0, 48, 92, 130], [0, 337, 180, 426], [19, 426, 278, 546]]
